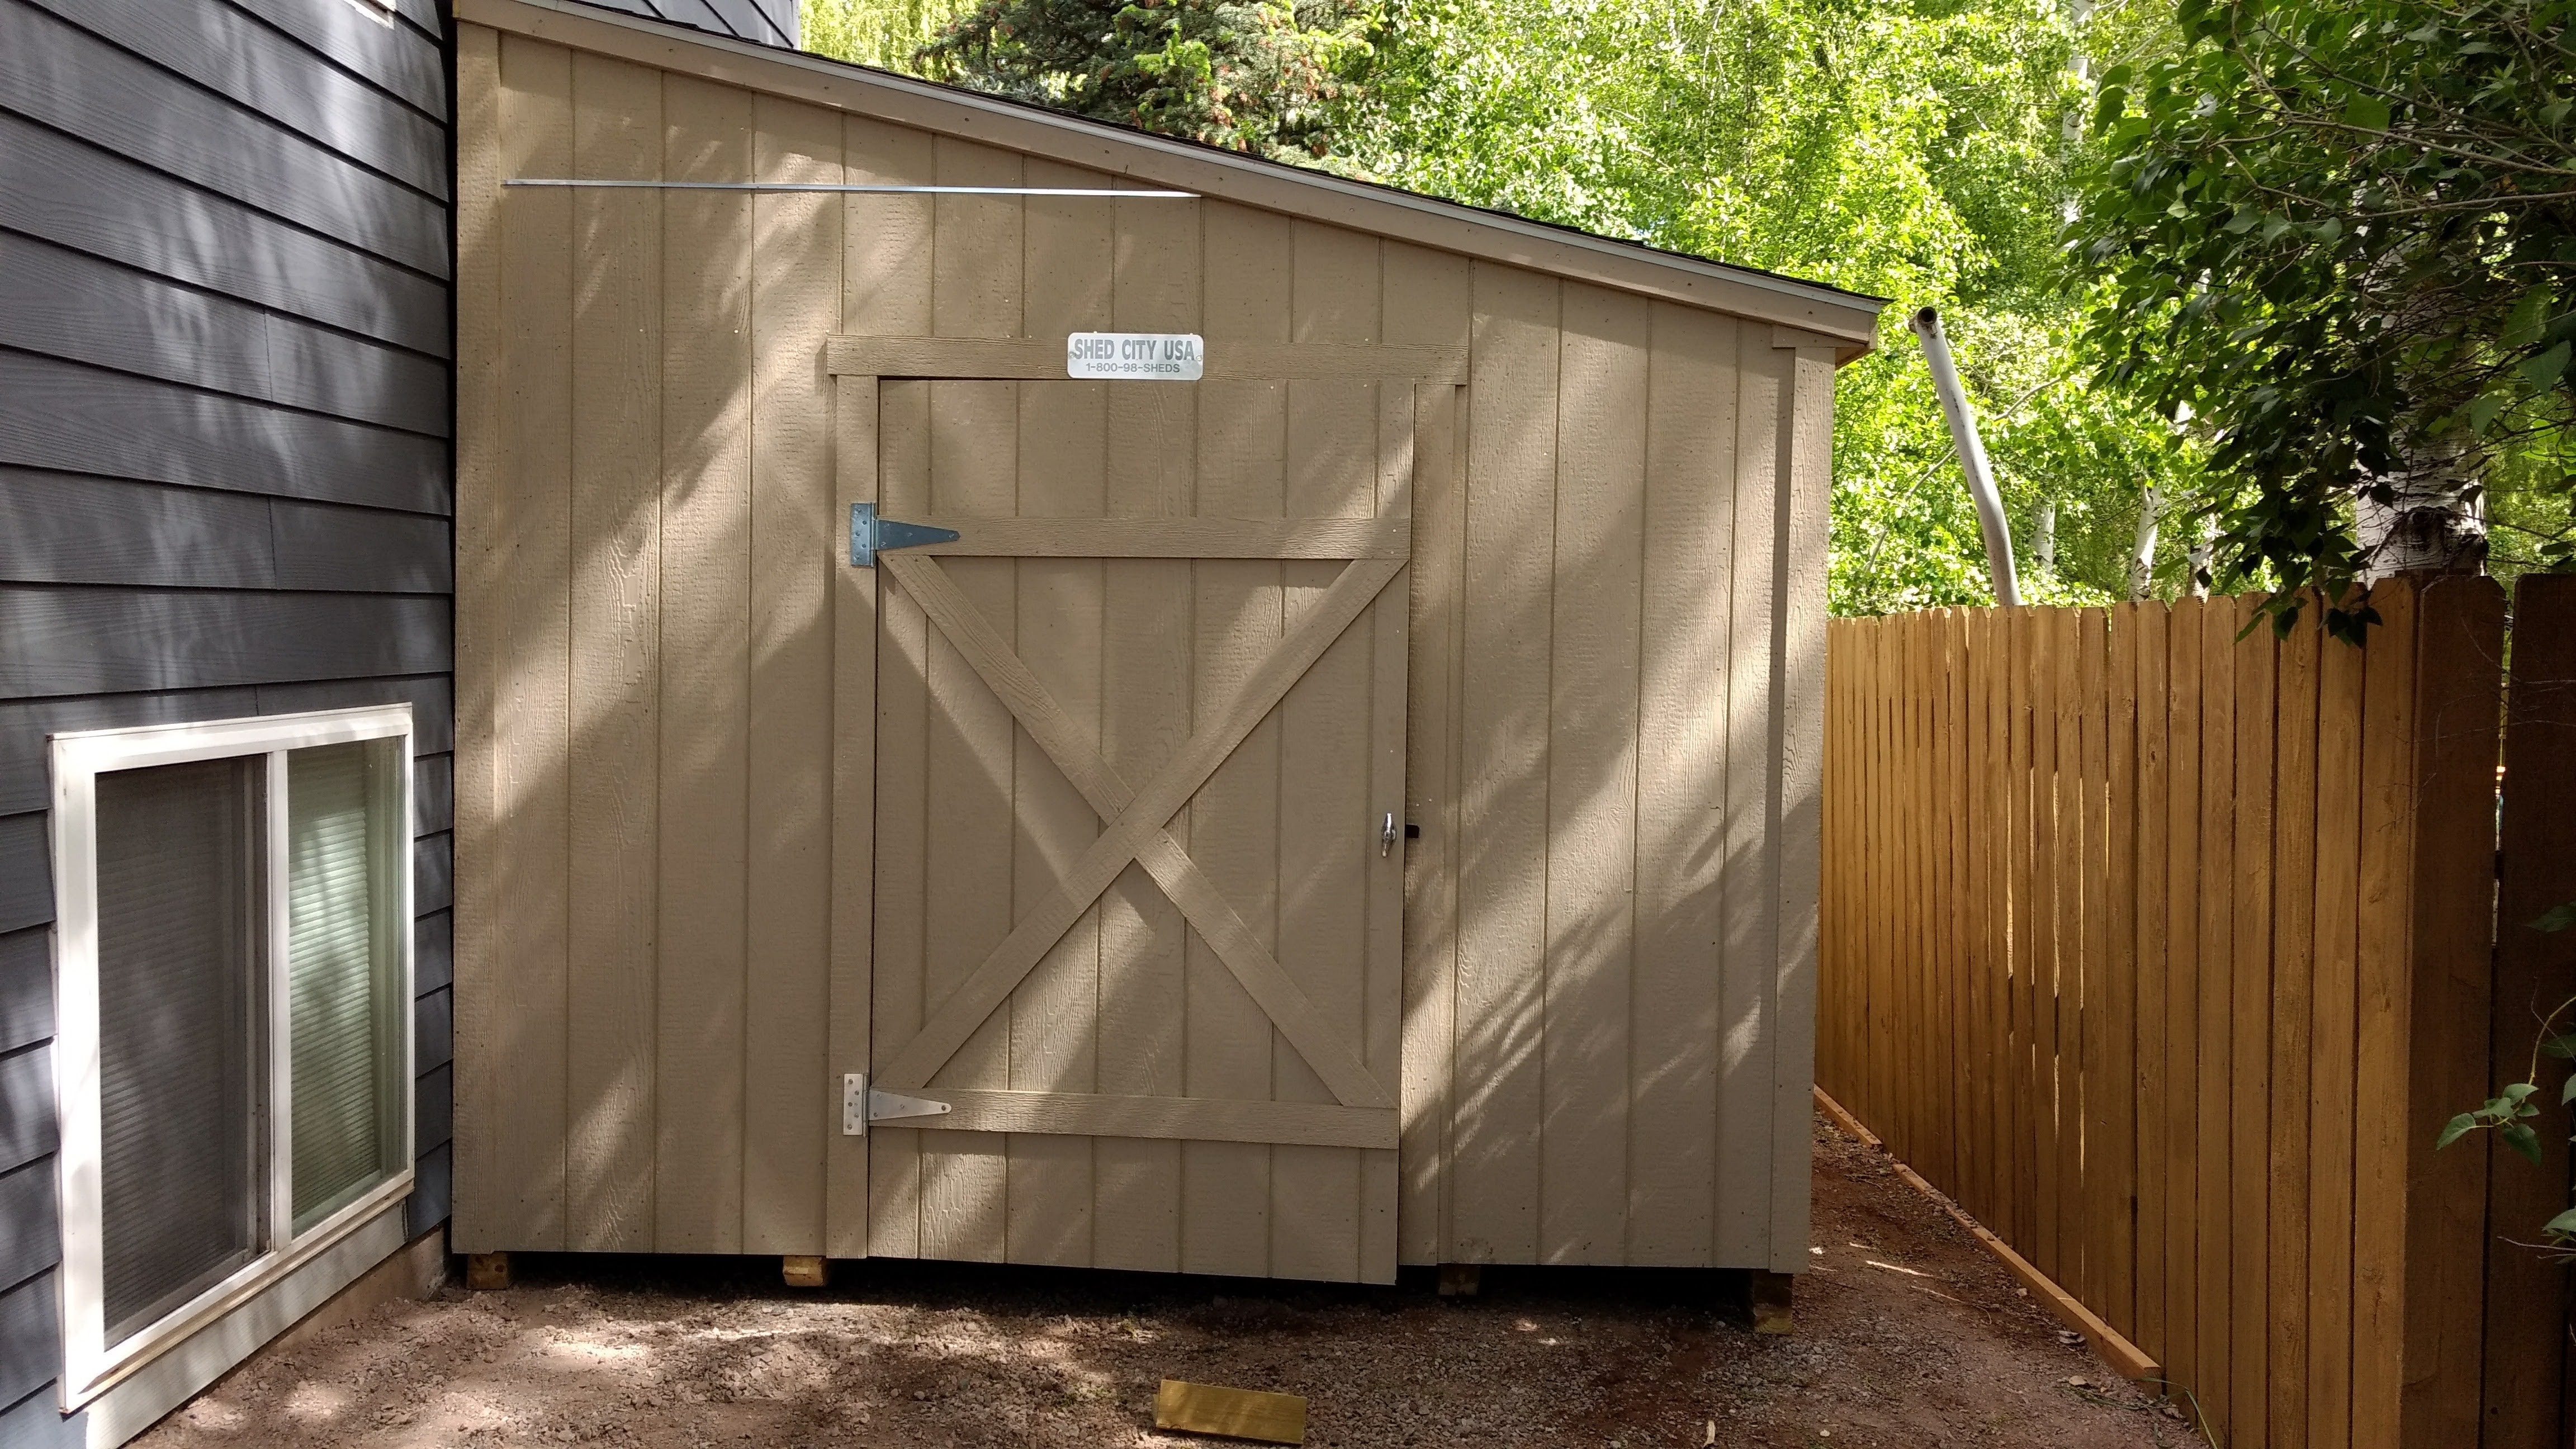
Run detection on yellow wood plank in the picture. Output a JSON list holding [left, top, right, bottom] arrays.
[[918, 371, 1019, 1266], [2127, 603, 2169, 1362], [491, 30, 574, 1252], [1983, 608, 2014, 1231], [1268, 218, 1381, 1283], [2348, 577, 2416, 1448], [826, 108, 935, 1261], [2067, 611, 2101, 1304], [1715, 319, 1783, 1266], [1360, 381, 1413, 1284], [2393, 578, 2508, 1447], [2195, 595, 2237, 1438], [2100, 607, 2139, 1338], [1538, 282, 1647, 1265], [1768, 338, 1833, 1270], [1628, 304, 1736, 1266], [2028, 609, 2062, 1279], [826, 333, 1467, 382], [1452, 260, 1560, 1266], [2308, 595, 2359, 1433], [564, 48, 661, 1252], [916, 135, 1024, 1266], [1155, 1380, 1308, 1446], [652, 71, 754, 1256], [2162, 598, 2202, 1400], [2267, 603, 2321, 1445], [868, 378, 934, 1259], [881, 515, 1409, 558], [1091, 178, 1201, 1276], [450, 21, 506, 1254], [1389, 241, 1472, 1267], [1003, 155, 1115, 1270], [2005, 607, 2035, 1248], [740, 92, 842, 1256], [2228, 598, 2276, 1449], [1957, 610, 1991, 1232]]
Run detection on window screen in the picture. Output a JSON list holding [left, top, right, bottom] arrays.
[[287, 740, 401, 1231], [94, 757, 263, 1345]]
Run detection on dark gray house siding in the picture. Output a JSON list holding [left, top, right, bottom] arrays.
[[0, 0, 453, 1438], [580, 0, 797, 49]]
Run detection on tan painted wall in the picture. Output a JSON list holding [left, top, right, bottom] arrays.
[[452, 18, 1834, 1272]]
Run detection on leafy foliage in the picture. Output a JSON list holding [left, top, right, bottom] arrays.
[[910, 0, 1376, 162], [1347, 0, 2205, 613], [804, 0, 981, 70], [2070, 0, 2576, 636], [2446, 903, 2576, 1251]]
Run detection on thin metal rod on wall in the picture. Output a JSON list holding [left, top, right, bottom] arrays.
[[503, 179, 1197, 196]]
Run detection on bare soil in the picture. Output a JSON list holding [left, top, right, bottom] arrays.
[[138, 1116, 2193, 1448]]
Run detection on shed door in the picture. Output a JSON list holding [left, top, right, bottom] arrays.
[[860, 374, 1412, 1282]]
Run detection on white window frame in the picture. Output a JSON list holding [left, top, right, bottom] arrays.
[[49, 704, 415, 1408]]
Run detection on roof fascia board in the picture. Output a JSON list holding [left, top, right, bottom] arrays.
[[454, 0, 1888, 349]]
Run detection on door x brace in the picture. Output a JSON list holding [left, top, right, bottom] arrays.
[[872, 543, 1405, 1110]]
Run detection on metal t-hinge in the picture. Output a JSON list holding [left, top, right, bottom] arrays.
[[849, 502, 960, 567], [840, 1073, 953, 1136]]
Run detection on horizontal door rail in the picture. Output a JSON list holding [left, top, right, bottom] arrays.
[[886, 516, 1409, 560], [921, 1089, 1398, 1150]]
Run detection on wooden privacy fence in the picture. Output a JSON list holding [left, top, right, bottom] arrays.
[[1817, 574, 2576, 1449]]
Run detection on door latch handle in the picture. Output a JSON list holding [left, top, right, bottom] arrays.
[[1380, 811, 1396, 858]]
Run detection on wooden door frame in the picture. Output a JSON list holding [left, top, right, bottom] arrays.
[[823, 337, 1456, 1257]]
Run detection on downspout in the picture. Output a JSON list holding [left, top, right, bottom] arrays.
[[1910, 306, 2021, 607]]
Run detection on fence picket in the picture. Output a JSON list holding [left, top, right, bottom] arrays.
[[1816, 581, 2536, 1449]]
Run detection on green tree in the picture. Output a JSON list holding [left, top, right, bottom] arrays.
[[907, 0, 1377, 163], [2070, 0, 2576, 636], [1349, 0, 2204, 613], [804, 0, 978, 70]]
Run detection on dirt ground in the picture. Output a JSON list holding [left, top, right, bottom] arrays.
[[138, 1115, 2194, 1448]]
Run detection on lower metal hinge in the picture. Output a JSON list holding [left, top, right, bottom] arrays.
[[840, 1073, 954, 1136]]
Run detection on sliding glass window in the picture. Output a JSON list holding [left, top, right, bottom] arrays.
[[51, 707, 414, 1404]]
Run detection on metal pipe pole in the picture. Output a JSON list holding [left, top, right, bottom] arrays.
[[1909, 306, 2021, 607]]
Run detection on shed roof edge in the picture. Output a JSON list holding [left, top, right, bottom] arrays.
[[456, 0, 1891, 352]]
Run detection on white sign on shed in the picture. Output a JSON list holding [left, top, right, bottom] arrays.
[[1067, 331, 1205, 381]]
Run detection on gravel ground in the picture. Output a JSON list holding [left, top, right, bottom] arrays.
[[136, 1115, 2195, 1448]]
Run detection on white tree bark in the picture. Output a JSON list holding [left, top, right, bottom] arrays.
[[2356, 457, 2488, 581], [2127, 485, 2160, 601]]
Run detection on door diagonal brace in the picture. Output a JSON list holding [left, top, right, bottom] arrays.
[[872, 552, 1408, 1104], [882, 551, 1395, 1110]]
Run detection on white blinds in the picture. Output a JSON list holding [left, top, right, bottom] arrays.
[[93, 757, 263, 1344], [287, 741, 396, 1232]]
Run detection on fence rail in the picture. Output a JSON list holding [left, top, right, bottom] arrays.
[[1819, 574, 2575, 1449]]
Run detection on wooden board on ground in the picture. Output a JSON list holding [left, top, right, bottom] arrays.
[[1155, 1380, 1309, 1445]]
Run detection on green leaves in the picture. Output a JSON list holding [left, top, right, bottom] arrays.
[[2064, 0, 2576, 610], [2526, 343, 2573, 394], [2443, 1081, 2547, 1160], [2537, 902, 2576, 934]]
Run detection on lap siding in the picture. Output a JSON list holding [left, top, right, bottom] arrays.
[[0, 0, 453, 1431]]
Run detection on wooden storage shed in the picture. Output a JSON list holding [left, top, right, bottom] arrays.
[[452, 0, 1884, 1284]]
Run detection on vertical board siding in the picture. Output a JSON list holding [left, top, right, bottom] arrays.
[[1816, 582, 2545, 1449], [0, 0, 454, 1434], [456, 27, 1819, 1278]]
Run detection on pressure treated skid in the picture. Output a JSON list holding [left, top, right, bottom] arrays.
[[452, 0, 1875, 1281]]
